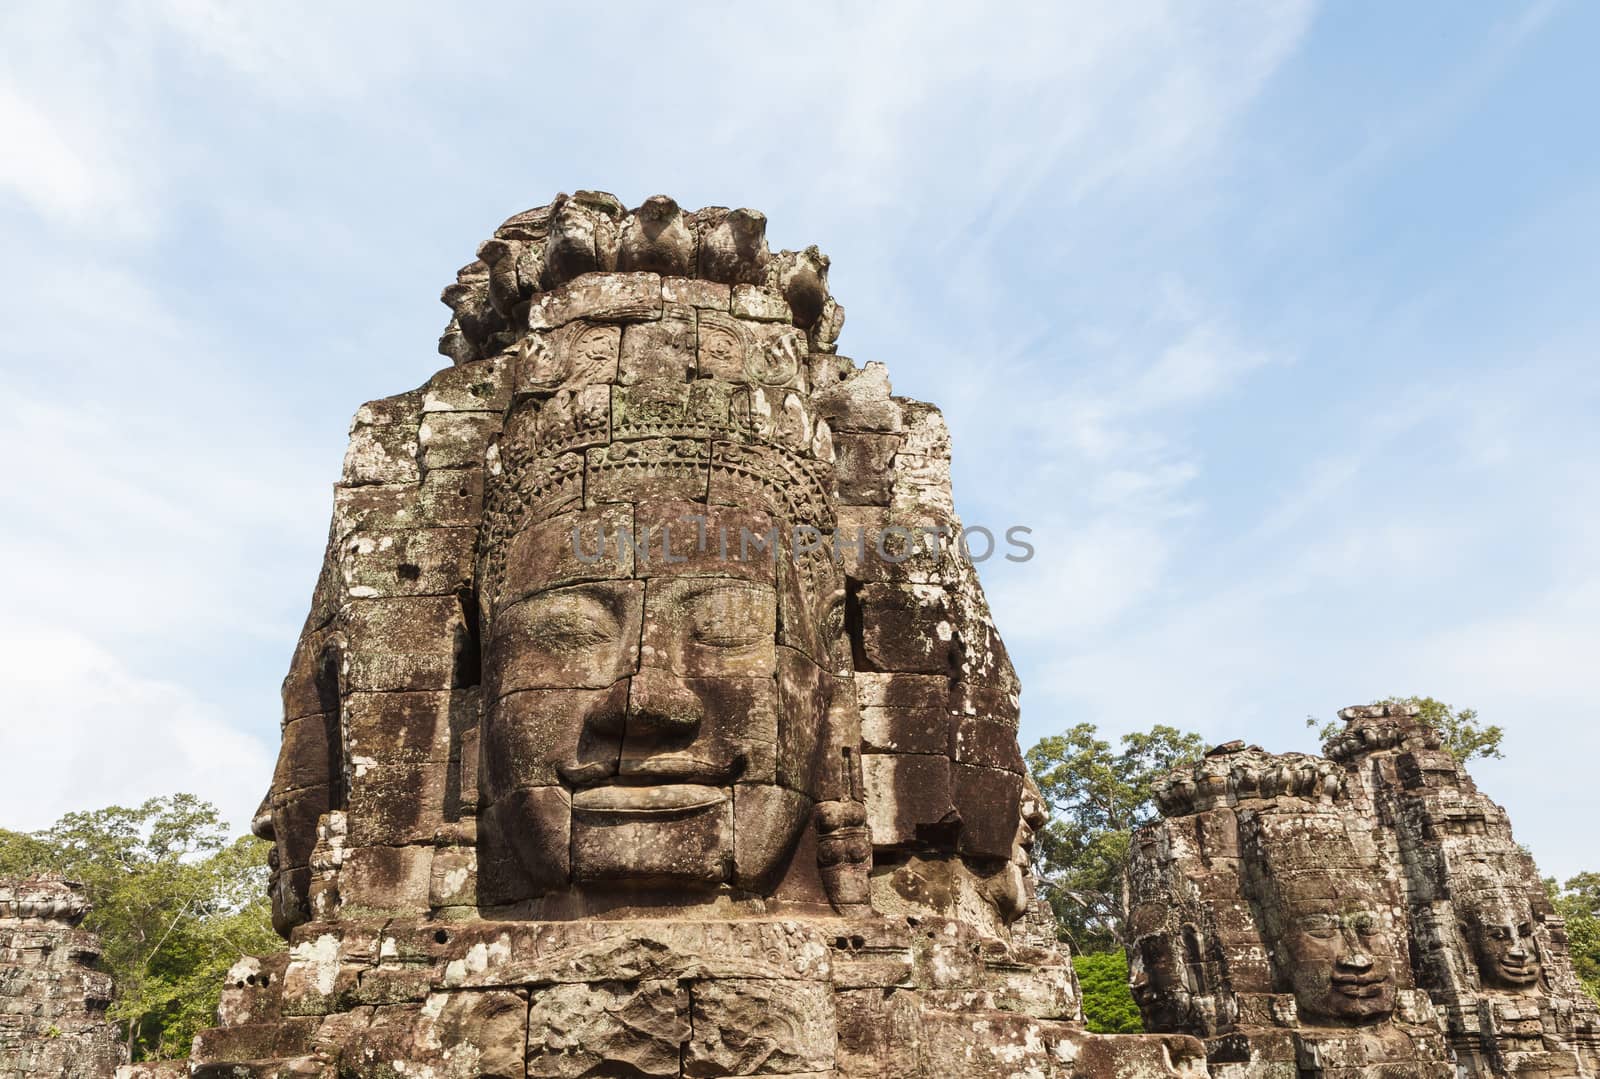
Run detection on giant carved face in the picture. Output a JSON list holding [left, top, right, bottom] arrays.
[[480, 493, 843, 898], [1268, 873, 1398, 1022], [1459, 891, 1542, 990]]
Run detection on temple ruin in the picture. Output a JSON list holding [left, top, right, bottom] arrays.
[[1129, 703, 1600, 1077], [46, 192, 1589, 1077]]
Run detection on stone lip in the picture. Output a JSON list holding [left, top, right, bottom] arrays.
[[571, 782, 727, 818]]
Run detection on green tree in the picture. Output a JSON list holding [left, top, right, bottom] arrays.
[[1548, 875, 1600, 1003], [0, 795, 282, 1060], [1306, 695, 1503, 763], [1026, 723, 1205, 952], [1072, 950, 1143, 1033]]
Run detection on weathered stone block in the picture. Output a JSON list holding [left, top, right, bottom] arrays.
[[731, 284, 792, 322], [832, 431, 901, 505], [951, 716, 1024, 774], [619, 304, 697, 384], [526, 980, 687, 1077], [339, 527, 476, 599], [342, 422, 419, 486], [812, 362, 901, 433], [339, 845, 433, 913], [862, 754, 955, 848], [343, 690, 461, 766], [685, 978, 836, 1076], [346, 761, 447, 846], [663, 276, 730, 310], [419, 411, 501, 471], [951, 765, 1022, 860], [423, 356, 512, 414], [856, 582, 955, 674]]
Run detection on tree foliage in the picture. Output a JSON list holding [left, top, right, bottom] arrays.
[[1306, 695, 1503, 763], [0, 795, 282, 1060], [1026, 723, 1205, 951], [1548, 874, 1600, 1003], [1072, 950, 1144, 1033]]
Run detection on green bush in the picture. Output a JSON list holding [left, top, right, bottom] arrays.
[[1072, 949, 1143, 1033]]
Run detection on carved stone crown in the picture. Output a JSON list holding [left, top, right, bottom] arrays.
[[438, 191, 844, 366], [1153, 743, 1345, 817], [0, 875, 90, 926], [1323, 701, 1440, 764]]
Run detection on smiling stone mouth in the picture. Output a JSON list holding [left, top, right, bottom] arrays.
[[572, 782, 727, 818], [1332, 976, 1389, 998]]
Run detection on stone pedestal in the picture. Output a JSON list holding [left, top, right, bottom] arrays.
[[188, 916, 1205, 1078]]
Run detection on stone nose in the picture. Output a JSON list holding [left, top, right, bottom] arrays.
[[1337, 948, 1374, 972], [251, 793, 275, 842], [626, 668, 704, 740]]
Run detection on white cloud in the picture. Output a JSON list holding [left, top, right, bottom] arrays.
[[0, 620, 273, 835], [0, 88, 109, 224]]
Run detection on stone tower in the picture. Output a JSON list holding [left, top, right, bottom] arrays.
[[1128, 704, 1600, 1078], [186, 193, 1209, 1077], [0, 875, 125, 1078]]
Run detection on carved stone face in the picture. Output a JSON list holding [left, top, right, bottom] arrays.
[[1129, 932, 1192, 1030], [482, 501, 840, 896], [1460, 893, 1542, 990], [1269, 874, 1398, 1022]]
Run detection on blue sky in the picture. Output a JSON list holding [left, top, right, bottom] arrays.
[[2, 2, 1596, 878]]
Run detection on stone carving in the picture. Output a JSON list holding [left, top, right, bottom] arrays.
[[0, 876, 125, 1078], [1130, 707, 1600, 1077], [190, 193, 1210, 1077]]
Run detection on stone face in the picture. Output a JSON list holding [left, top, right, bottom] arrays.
[[0, 876, 125, 1079], [1129, 708, 1600, 1077], [199, 192, 1207, 1077]]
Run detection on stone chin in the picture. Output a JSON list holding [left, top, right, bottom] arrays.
[[1489, 961, 1542, 989], [570, 783, 733, 884], [567, 781, 813, 892], [266, 862, 308, 938]]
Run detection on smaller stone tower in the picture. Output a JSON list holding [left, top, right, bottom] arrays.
[[0, 875, 125, 1078]]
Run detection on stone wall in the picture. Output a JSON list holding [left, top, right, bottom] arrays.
[[0, 875, 124, 1078]]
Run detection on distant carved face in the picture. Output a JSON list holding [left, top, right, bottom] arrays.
[[1460, 893, 1542, 990], [1270, 875, 1398, 1021], [482, 500, 840, 896], [1129, 933, 1192, 1029]]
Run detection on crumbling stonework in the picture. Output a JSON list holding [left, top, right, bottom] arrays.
[[0, 876, 125, 1078], [186, 193, 1209, 1077], [1129, 704, 1600, 1077]]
